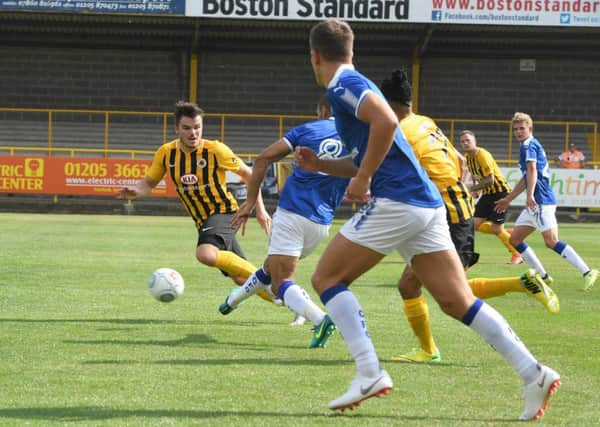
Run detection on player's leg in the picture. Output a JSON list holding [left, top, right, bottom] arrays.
[[474, 194, 521, 263], [197, 213, 274, 303], [490, 222, 522, 264], [391, 266, 440, 363], [538, 206, 598, 290], [468, 271, 559, 313], [219, 264, 273, 314], [509, 209, 552, 281], [265, 210, 333, 331], [312, 232, 391, 410], [412, 248, 560, 421], [313, 200, 401, 410]]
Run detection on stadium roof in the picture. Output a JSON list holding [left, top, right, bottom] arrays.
[[1, 11, 600, 56]]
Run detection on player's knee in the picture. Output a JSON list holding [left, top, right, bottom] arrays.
[[397, 274, 421, 299], [196, 249, 216, 267], [436, 293, 473, 320], [508, 235, 521, 248]]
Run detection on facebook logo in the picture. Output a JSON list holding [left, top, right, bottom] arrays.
[[560, 13, 571, 24], [431, 10, 442, 21]]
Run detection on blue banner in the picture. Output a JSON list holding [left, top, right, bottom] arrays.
[[0, 0, 184, 14]]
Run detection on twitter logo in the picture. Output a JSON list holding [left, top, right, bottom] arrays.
[[560, 13, 571, 24]]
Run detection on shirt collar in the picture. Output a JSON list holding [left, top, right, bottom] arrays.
[[328, 63, 355, 89]]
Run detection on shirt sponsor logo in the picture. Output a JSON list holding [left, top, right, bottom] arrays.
[[181, 174, 198, 185]]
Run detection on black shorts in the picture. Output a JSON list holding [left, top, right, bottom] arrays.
[[449, 218, 479, 268], [474, 192, 508, 224], [197, 213, 245, 275]]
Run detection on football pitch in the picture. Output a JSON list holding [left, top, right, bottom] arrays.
[[1, 212, 599, 426]]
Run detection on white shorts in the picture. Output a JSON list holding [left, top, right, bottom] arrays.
[[514, 204, 558, 232], [268, 207, 330, 258], [340, 197, 454, 265]]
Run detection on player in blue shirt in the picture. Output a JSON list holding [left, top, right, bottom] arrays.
[[296, 19, 560, 420], [219, 95, 349, 348], [495, 112, 597, 291]]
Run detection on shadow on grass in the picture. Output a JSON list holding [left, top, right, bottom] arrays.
[[0, 406, 517, 423], [64, 333, 312, 351], [0, 318, 197, 325], [82, 357, 354, 367], [65, 334, 218, 347]]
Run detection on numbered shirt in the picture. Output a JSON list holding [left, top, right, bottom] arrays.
[[519, 136, 557, 205], [147, 138, 240, 227], [279, 117, 350, 225], [327, 64, 442, 208], [400, 113, 474, 224]]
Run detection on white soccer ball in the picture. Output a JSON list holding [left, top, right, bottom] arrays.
[[148, 268, 185, 303]]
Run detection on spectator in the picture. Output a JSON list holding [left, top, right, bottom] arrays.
[[557, 143, 585, 168]]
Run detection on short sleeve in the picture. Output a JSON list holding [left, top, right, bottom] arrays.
[[213, 141, 242, 172], [146, 146, 167, 182]]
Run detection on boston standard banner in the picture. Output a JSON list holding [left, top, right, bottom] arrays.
[[0, 0, 184, 14], [186, 0, 600, 27]]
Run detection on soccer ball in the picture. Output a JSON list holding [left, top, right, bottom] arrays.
[[148, 268, 185, 303]]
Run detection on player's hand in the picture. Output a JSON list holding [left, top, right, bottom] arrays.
[[470, 189, 482, 199], [255, 208, 272, 237], [294, 146, 319, 172], [526, 196, 538, 212], [345, 174, 371, 203], [232, 201, 253, 235], [494, 197, 509, 213], [116, 187, 137, 200]]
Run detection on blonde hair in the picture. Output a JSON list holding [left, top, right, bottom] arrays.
[[512, 112, 533, 127]]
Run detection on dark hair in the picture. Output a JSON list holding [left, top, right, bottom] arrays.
[[380, 70, 412, 105], [309, 19, 353, 62], [174, 101, 204, 125]]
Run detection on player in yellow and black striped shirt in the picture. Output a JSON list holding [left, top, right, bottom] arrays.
[[380, 70, 559, 364], [460, 130, 522, 265], [117, 101, 274, 301]]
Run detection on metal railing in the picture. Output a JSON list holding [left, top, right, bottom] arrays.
[[0, 107, 598, 166]]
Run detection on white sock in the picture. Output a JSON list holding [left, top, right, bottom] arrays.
[[559, 244, 590, 275], [280, 284, 325, 326], [325, 289, 380, 378], [467, 301, 539, 384], [227, 272, 268, 308], [519, 246, 548, 278]]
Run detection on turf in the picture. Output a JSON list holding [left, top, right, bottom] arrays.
[[1, 212, 599, 426]]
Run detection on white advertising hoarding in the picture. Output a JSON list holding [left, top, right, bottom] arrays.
[[500, 167, 600, 207], [185, 0, 600, 27]]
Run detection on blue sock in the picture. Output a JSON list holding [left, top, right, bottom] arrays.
[[255, 267, 271, 284]]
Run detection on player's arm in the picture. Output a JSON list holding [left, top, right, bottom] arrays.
[[349, 92, 398, 201], [294, 147, 358, 177], [469, 174, 494, 192], [234, 157, 271, 236], [494, 176, 526, 213], [453, 147, 469, 181], [524, 161, 538, 209], [232, 141, 288, 233], [117, 176, 159, 200]]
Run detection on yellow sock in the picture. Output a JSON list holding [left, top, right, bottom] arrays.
[[497, 230, 520, 256], [476, 221, 494, 234], [468, 277, 524, 299], [403, 294, 436, 354], [215, 250, 273, 303]]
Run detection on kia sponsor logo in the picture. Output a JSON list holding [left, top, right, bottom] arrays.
[[181, 174, 198, 185]]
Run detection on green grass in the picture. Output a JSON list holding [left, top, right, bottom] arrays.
[[1, 213, 599, 426]]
